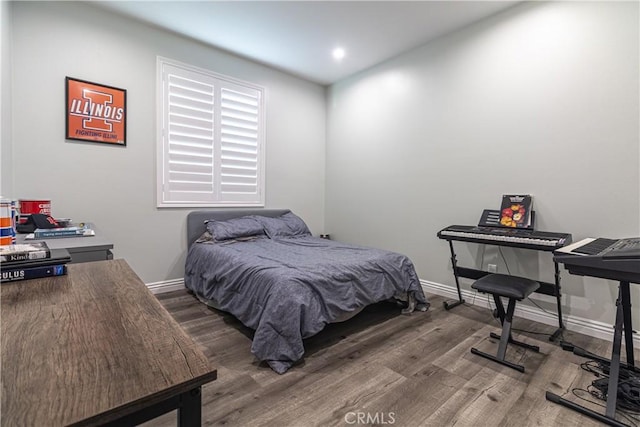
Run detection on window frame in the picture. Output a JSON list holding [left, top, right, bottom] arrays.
[[156, 57, 266, 208]]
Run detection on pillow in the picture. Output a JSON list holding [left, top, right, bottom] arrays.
[[205, 216, 265, 242], [255, 212, 311, 239]]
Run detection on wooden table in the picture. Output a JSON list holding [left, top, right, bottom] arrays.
[[1, 259, 217, 426]]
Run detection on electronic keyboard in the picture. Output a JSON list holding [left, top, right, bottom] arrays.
[[437, 225, 572, 251], [554, 237, 640, 283]]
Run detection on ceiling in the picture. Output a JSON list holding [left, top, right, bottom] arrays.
[[93, 1, 521, 86]]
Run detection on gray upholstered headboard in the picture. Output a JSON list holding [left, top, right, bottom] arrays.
[[186, 209, 291, 247]]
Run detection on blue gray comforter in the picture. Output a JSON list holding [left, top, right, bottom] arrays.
[[184, 236, 429, 373]]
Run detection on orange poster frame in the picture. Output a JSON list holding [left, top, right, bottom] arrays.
[[65, 77, 127, 146]]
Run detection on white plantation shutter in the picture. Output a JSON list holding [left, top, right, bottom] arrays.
[[157, 58, 265, 207], [163, 67, 215, 203], [219, 85, 260, 201]]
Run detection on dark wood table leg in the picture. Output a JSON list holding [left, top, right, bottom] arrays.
[[178, 387, 202, 427]]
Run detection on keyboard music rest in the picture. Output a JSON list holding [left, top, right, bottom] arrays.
[[437, 224, 573, 341]]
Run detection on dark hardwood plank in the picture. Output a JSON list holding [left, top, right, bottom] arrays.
[[148, 290, 635, 426]]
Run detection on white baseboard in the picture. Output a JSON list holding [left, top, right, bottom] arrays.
[[147, 278, 185, 294], [420, 279, 640, 347], [148, 277, 638, 346]]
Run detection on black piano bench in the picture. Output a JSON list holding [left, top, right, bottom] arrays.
[[470, 273, 541, 372]]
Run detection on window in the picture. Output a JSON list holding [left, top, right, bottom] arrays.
[[157, 57, 265, 207]]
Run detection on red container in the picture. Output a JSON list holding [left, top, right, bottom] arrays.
[[19, 199, 51, 216]]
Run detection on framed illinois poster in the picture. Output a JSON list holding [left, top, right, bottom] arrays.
[[65, 77, 127, 146]]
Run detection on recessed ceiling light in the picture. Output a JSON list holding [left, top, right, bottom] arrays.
[[332, 47, 346, 61]]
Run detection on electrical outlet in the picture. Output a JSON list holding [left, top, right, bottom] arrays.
[[488, 264, 497, 273]]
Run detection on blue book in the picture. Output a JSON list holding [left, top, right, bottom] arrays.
[[1, 264, 67, 283]]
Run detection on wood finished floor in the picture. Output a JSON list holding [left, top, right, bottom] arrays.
[[145, 290, 636, 427]]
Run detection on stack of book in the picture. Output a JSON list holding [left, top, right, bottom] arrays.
[[0, 242, 71, 283]]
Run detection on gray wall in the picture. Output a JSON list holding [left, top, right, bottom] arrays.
[[7, 1, 326, 282], [326, 1, 639, 326], [5, 1, 640, 332], [1, 1, 12, 195]]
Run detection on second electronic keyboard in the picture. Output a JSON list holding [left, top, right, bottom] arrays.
[[438, 225, 572, 251], [554, 237, 640, 283], [548, 237, 640, 426]]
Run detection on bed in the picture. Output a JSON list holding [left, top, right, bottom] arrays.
[[184, 209, 429, 374]]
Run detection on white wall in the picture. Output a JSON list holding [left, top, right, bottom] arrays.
[[8, 1, 326, 282], [326, 1, 639, 327]]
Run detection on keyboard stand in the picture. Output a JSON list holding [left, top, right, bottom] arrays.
[[546, 280, 636, 427], [439, 227, 567, 342], [443, 240, 465, 310]]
